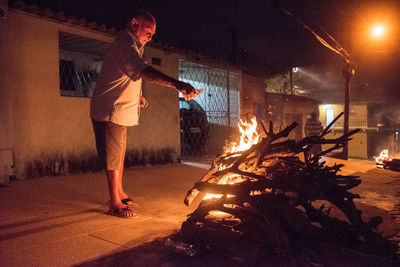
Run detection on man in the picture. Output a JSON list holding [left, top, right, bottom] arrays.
[[305, 112, 323, 157], [90, 11, 199, 218]]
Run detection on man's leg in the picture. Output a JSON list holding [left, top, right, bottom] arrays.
[[115, 146, 138, 206], [107, 169, 123, 208], [106, 169, 135, 217], [106, 123, 135, 216], [115, 165, 138, 206], [117, 166, 129, 200], [117, 138, 129, 200], [92, 120, 135, 217]]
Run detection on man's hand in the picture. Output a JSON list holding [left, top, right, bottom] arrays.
[[140, 67, 203, 100], [139, 95, 148, 108], [174, 80, 199, 101]]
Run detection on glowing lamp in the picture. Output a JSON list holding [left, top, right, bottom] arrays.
[[370, 23, 386, 39]]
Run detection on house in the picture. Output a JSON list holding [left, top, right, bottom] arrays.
[[319, 102, 400, 159], [0, 1, 269, 180], [263, 93, 320, 140], [263, 59, 400, 160]]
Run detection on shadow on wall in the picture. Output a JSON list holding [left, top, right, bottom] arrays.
[[125, 148, 179, 167], [23, 148, 179, 179]]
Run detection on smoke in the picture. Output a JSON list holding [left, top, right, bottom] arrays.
[[298, 67, 338, 90], [292, 65, 344, 103]]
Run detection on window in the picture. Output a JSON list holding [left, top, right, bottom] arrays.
[[59, 59, 77, 91], [178, 60, 240, 127], [59, 32, 109, 97], [326, 107, 335, 127]]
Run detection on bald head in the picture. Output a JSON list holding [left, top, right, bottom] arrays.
[[129, 10, 156, 26], [128, 10, 156, 46]]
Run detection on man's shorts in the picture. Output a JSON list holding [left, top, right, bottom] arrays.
[[92, 120, 127, 170]]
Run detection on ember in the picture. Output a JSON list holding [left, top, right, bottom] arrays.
[[174, 113, 399, 265]]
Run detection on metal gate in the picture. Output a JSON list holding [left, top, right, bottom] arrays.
[[178, 60, 240, 156]]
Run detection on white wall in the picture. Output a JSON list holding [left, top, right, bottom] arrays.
[[3, 10, 182, 178]]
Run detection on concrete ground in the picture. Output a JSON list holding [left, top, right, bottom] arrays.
[[0, 159, 399, 266]]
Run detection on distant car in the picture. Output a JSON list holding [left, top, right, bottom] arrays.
[[179, 98, 209, 153]]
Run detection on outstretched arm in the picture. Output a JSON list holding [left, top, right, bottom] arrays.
[[139, 66, 198, 100]]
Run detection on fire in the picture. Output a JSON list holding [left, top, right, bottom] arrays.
[[374, 149, 393, 168], [204, 117, 260, 201], [224, 117, 260, 154], [202, 174, 244, 200]]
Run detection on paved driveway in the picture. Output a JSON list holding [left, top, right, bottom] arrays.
[[0, 159, 399, 266], [0, 164, 205, 266]]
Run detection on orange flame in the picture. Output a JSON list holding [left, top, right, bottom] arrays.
[[204, 117, 260, 201], [202, 174, 245, 200], [224, 117, 260, 154]]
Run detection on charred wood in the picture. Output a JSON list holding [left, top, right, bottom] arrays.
[[180, 113, 399, 265]]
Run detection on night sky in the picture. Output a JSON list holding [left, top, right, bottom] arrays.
[[20, 0, 348, 65], [18, 0, 400, 103]]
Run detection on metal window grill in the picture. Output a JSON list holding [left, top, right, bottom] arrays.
[[59, 59, 78, 91], [59, 32, 108, 97], [179, 60, 240, 156]]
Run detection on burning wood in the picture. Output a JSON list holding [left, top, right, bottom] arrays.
[[375, 149, 400, 171], [174, 113, 399, 265]]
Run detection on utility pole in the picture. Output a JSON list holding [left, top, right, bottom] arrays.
[[278, 5, 355, 159], [342, 62, 354, 160]]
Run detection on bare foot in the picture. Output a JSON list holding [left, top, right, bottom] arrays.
[[121, 197, 140, 207], [107, 197, 140, 208], [108, 203, 136, 218], [119, 192, 140, 207]]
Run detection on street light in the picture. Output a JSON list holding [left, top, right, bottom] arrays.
[[343, 22, 389, 159], [279, 4, 397, 160], [289, 67, 299, 94], [370, 23, 386, 39]]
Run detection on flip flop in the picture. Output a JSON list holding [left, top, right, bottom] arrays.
[[106, 197, 140, 207], [107, 207, 137, 219], [121, 197, 140, 207]]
